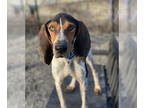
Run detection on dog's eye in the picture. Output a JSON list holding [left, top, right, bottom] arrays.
[[67, 25, 75, 32], [49, 26, 56, 32]]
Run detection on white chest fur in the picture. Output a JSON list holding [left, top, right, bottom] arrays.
[[51, 56, 86, 82]]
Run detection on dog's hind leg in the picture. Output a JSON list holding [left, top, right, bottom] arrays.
[[86, 50, 101, 95], [65, 77, 76, 93], [52, 58, 67, 108]]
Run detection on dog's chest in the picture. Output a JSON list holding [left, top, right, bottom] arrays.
[[52, 57, 87, 81], [65, 60, 75, 73], [52, 57, 81, 75]]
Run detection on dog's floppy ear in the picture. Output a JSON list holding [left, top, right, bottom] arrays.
[[74, 21, 91, 57], [38, 20, 53, 65]]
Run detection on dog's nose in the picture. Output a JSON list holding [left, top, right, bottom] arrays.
[[55, 42, 67, 53]]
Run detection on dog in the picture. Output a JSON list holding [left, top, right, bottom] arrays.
[[38, 13, 101, 108]]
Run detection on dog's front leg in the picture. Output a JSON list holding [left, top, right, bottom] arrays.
[[65, 77, 76, 92], [52, 58, 67, 108], [55, 81, 66, 108]]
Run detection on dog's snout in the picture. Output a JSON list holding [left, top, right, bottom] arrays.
[[55, 45, 67, 51], [55, 42, 67, 53]]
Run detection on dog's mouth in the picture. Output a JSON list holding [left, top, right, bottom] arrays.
[[54, 41, 68, 58], [55, 51, 67, 58], [55, 54, 65, 58], [54, 42, 75, 59], [55, 51, 75, 60]]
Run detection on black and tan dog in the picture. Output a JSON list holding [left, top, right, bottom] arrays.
[[39, 13, 101, 108]]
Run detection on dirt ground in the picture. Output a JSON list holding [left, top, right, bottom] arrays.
[[7, 14, 25, 108]]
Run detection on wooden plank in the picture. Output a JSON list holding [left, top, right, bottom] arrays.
[[46, 65, 107, 108]]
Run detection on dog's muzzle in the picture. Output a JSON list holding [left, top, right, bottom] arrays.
[[55, 41, 67, 57]]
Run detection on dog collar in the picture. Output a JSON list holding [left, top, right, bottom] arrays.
[[66, 51, 75, 60]]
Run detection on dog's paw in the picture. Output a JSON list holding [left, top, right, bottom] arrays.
[[61, 105, 67, 108], [81, 105, 88, 108], [64, 86, 75, 93], [94, 86, 102, 95]]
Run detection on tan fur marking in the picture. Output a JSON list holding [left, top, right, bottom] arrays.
[[48, 21, 60, 43], [63, 21, 76, 43]]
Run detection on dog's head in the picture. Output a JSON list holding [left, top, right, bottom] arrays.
[[39, 13, 90, 65]]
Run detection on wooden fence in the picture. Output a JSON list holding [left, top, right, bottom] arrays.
[[105, 36, 119, 108], [119, 36, 137, 108], [105, 35, 137, 108]]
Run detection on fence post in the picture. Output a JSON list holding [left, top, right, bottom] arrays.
[[34, 0, 40, 26], [105, 36, 119, 108]]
